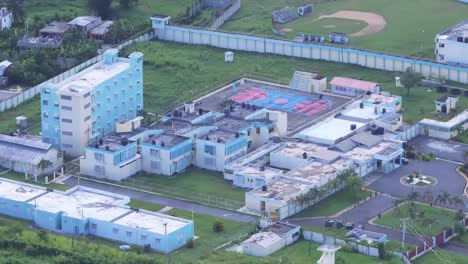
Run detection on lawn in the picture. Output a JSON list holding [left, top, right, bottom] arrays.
[[453, 129, 468, 144], [414, 249, 468, 264], [0, 171, 71, 191], [126, 198, 165, 212], [453, 231, 468, 246], [375, 203, 457, 236], [291, 188, 373, 218], [222, 0, 468, 58], [281, 17, 367, 39]]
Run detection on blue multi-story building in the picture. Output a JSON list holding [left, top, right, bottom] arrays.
[[41, 49, 144, 157]]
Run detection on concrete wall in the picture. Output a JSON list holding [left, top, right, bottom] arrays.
[[153, 26, 468, 84]]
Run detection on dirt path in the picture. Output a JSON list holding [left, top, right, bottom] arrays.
[[319, 10, 386, 36]]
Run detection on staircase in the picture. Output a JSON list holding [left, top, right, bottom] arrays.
[[289, 71, 314, 92]]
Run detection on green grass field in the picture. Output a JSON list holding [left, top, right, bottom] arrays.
[[222, 0, 468, 58], [282, 17, 367, 38], [292, 188, 373, 218], [126, 198, 165, 212], [414, 249, 468, 264], [453, 130, 468, 144], [0, 171, 70, 191], [375, 203, 457, 236], [122, 168, 245, 202]]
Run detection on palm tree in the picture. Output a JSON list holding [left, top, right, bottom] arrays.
[[345, 172, 363, 199], [451, 196, 465, 209], [7, 0, 26, 23], [37, 159, 53, 173], [436, 191, 451, 206], [407, 191, 419, 205], [392, 199, 404, 215], [423, 191, 433, 204]]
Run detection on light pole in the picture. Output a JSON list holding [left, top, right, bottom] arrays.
[[163, 222, 168, 264]]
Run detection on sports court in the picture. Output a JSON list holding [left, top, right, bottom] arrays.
[[230, 87, 333, 116]]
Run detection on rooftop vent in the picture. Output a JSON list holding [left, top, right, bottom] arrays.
[[260, 166, 265, 171], [120, 137, 128, 146], [457, 37, 463, 42], [217, 138, 222, 143], [152, 139, 156, 145], [198, 108, 204, 116], [262, 185, 267, 192], [350, 124, 357, 130], [99, 138, 103, 145], [360, 102, 364, 109], [303, 152, 308, 159], [206, 136, 210, 140], [105, 145, 110, 151], [161, 142, 165, 147]]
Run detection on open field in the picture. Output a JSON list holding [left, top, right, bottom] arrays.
[[291, 188, 372, 218], [283, 16, 367, 37], [375, 203, 457, 236], [414, 249, 468, 264], [3, 40, 468, 133], [222, 0, 468, 58]]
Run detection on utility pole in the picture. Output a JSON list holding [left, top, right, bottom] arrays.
[[401, 218, 408, 259]]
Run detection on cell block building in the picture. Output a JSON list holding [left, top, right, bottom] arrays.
[[41, 49, 144, 157], [0, 178, 194, 253], [436, 20, 468, 66]]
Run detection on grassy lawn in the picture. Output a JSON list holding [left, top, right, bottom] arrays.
[[222, 0, 468, 58], [414, 249, 468, 264], [126, 198, 165, 212], [453, 130, 468, 144], [453, 231, 468, 246], [375, 203, 457, 237], [122, 168, 244, 203], [292, 188, 373, 218], [0, 171, 71, 191]]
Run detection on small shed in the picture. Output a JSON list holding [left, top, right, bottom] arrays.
[[225, 51, 234, 62], [329, 32, 349, 44], [435, 95, 459, 113], [297, 4, 313, 16], [39, 22, 70, 38]]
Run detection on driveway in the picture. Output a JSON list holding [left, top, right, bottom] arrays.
[[367, 159, 467, 209], [410, 136, 468, 163], [64, 177, 258, 224]]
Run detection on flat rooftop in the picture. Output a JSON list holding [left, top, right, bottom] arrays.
[[236, 165, 283, 180], [89, 21, 113, 35], [213, 116, 258, 132], [68, 16, 100, 27], [250, 178, 309, 201], [228, 143, 280, 168], [113, 211, 191, 235], [343, 141, 398, 161], [90, 135, 132, 152], [285, 159, 349, 185], [30, 189, 131, 221], [40, 22, 70, 34], [262, 222, 297, 236], [364, 93, 400, 106], [299, 118, 367, 143], [199, 129, 239, 143], [420, 109, 468, 128], [342, 105, 382, 121], [0, 178, 46, 202], [274, 141, 341, 161], [56, 61, 129, 95], [144, 132, 189, 148], [438, 20, 468, 40], [242, 231, 282, 247], [330, 77, 380, 91], [159, 119, 197, 135]]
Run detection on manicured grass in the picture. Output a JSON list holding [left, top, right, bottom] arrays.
[[123, 168, 244, 202], [292, 188, 373, 218], [0, 96, 42, 134], [281, 17, 367, 39], [414, 249, 468, 264], [126, 198, 165, 212], [375, 203, 457, 236], [222, 0, 468, 58], [0, 171, 71, 191]]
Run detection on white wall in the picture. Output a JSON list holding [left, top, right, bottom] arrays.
[[80, 149, 141, 181]]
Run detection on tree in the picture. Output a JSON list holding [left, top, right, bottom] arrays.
[[87, 0, 113, 19], [407, 191, 419, 205], [435, 191, 450, 205], [37, 159, 53, 172], [6, 0, 25, 23], [400, 67, 421, 95], [451, 196, 465, 209], [119, 0, 139, 8], [344, 173, 363, 200], [212, 219, 224, 233], [422, 191, 433, 204], [4, 223, 23, 239], [37, 230, 49, 242]]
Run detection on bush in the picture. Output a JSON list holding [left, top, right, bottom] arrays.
[[436, 86, 447, 93], [340, 243, 356, 253], [186, 238, 194, 248], [451, 88, 461, 95], [464, 90, 468, 97], [378, 242, 386, 260], [406, 150, 417, 159], [212, 219, 225, 233]]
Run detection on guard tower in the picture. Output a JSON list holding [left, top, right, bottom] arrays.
[[316, 244, 341, 264], [150, 15, 171, 30]]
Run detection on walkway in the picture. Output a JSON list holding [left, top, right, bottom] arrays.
[[64, 177, 258, 224]]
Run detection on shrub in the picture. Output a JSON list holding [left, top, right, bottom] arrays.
[[436, 86, 447, 93], [406, 150, 417, 159], [378, 242, 386, 260], [340, 243, 356, 253], [186, 238, 194, 248], [213, 219, 225, 233], [464, 90, 468, 97], [451, 88, 461, 95]]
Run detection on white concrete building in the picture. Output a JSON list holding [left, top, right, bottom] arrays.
[[435, 95, 459, 114], [0, 7, 13, 31], [436, 20, 468, 66], [329, 77, 380, 97], [420, 109, 468, 139]]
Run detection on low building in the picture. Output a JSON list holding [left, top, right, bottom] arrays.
[[239, 222, 300, 257], [297, 4, 313, 16], [329, 32, 349, 44], [419, 109, 468, 139], [0, 178, 194, 253], [0, 134, 63, 178], [39, 21, 70, 38], [346, 228, 388, 244], [435, 20, 468, 66], [17, 21, 69, 50], [0, 60, 12, 86], [232, 164, 284, 189], [0, 7, 13, 31], [89, 20, 113, 41], [329, 77, 381, 97], [68, 16, 103, 34], [289, 71, 327, 93], [435, 95, 459, 113]]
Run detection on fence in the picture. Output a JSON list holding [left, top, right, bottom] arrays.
[[152, 25, 468, 84], [0, 31, 155, 113], [209, 0, 241, 30]]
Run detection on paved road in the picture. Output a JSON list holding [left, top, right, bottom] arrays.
[[65, 177, 258, 224], [410, 136, 468, 163]]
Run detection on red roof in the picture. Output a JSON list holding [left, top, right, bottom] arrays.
[[330, 77, 380, 92]]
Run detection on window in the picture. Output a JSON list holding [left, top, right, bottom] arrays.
[[155, 238, 161, 244], [269, 127, 275, 134], [256, 127, 261, 134], [247, 129, 251, 136], [205, 157, 215, 167], [150, 149, 160, 157], [141, 235, 147, 241], [94, 153, 103, 161], [204, 144, 215, 155], [122, 89, 126, 94], [94, 165, 104, 174], [61, 118, 72, 124], [84, 103, 91, 109], [91, 224, 97, 230], [61, 95, 72, 101], [150, 161, 160, 170], [112, 228, 119, 234], [62, 144, 73, 148], [106, 97, 110, 103], [61, 131, 73, 136], [43, 123, 49, 131], [126, 231, 132, 238], [177, 233, 184, 240], [42, 112, 49, 118], [247, 141, 252, 148], [84, 92, 90, 98], [61, 105, 72, 111], [42, 100, 48, 105], [84, 115, 91, 122]]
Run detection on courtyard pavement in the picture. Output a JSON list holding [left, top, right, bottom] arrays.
[[410, 136, 468, 163]]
